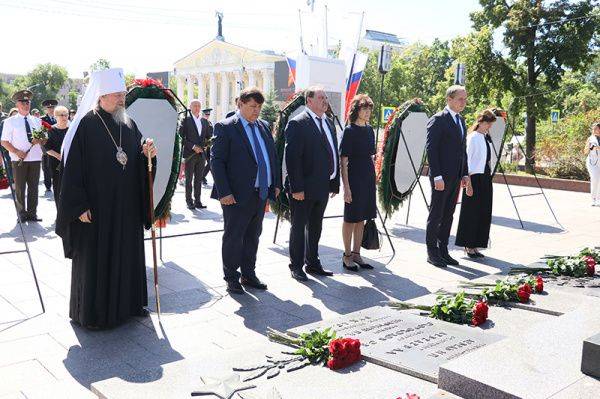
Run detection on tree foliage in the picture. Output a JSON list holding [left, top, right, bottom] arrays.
[[260, 90, 279, 129], [12, 63, 69, 111]]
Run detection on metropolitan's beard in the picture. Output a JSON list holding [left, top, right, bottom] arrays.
[[112, 105, 131, 127]]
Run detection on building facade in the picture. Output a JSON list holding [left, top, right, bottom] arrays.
[[173, 39, 285, 123]]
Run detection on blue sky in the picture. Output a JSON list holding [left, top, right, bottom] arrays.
[[0, 0, 482, 77]]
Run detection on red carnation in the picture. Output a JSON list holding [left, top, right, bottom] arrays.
[[329, 339, 344, 357], [517, 286, 530, 303], [327, 358, 341, 370], [535, 276, 544, 293], [585, 256, 596, 276], [522, 282, 532, 294], [471, 301, 488, 326], [41, 121, 52, 129]]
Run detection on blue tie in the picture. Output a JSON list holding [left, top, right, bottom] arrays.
[[455, 114, 463, 138], [248, 122, 269, 200]]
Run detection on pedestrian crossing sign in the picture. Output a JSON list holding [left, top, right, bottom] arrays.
[[381, 106, 395, 124]]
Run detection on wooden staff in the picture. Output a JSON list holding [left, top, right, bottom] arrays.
[[146, 139, 161, 317]]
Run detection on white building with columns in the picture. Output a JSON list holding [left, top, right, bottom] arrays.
[[174, 39, 284, 123]]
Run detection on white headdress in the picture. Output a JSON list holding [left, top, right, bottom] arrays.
[[61, 68, 127, 163]]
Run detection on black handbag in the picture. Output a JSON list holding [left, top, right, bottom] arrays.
[[361, 219, 380, 250]]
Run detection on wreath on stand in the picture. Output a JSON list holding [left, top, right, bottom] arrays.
[[376, 99, 429, 216], [270, 92, 306, 221], [126, 78, 182, 223]]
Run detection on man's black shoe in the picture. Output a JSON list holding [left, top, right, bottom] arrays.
[[305, 265, 334, 276], [226, 280, 245, 295], [440, 253, 459, 266], [28, 215, 42, 222], [194, 201, 207, 209], [290, 269, 308, 282], [187, 202, 195, 210], [427, 255, 447, 268], [240, 275, 267, 290]]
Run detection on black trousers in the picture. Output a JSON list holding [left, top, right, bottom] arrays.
[[221, 192, 267, 282], [289, 196, 328, 270], [184, 154, 205, 205], [12, 161, 40, 218], [42, 154, 52, 190], [455, 173, 493, 248], [426, 177, 460, 251]]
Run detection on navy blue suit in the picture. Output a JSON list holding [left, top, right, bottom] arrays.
[[284, 110, 340, 270], [210, 114, 281, 282], [425, 108, 468, 252]]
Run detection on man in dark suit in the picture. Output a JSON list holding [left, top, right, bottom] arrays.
[[211, 87, 281, 295], [41, 99, 58, 193], [284, 87, 340, 281], [425, 85, 472, 268], [180, 100, 212, 209]]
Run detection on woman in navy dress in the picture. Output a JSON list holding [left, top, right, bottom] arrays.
[[340, 94, 377, 271]]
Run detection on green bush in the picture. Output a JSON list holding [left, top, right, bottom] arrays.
[[536, 109, 600, 180]]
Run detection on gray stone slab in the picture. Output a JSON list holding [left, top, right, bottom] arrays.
[[438, 307, 600, 399], [92, 341, 437, 399], [581, 333, 600, 378], [288, 306, 503, 383]]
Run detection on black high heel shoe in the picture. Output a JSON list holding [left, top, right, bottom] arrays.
[[465, 248, 479, 259], [342, 253, 358, 271], [352, 251, 374, 269]]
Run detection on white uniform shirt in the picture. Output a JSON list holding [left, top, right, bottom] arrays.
[[192, 114, 203, 137], [0, 113, 43, 162], [305, 107, 338, 180]]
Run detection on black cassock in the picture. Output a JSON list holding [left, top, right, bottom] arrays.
[[56, 108, 154, 329]]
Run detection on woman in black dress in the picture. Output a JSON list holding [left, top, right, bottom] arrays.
[[455, 109, 497, 258], [45, 105, 69, 209], [340, 94, 377, 271]]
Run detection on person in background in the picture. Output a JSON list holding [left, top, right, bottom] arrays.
[[31, 108, 41, 118], [0, 90, 44, 222], [8, 108, 18, 117], [69, 109, 76, 121], [584, 122, 600, 206], [44, 105, 69, 209], [340, 94, 376, 271], [41, 99, 58, 193], [455, 109, 497, 258]]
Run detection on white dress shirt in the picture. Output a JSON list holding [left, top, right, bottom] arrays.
[[587, 135, 600, 167], [1, 113, 43, 162], [466, 131, 491, 175], [192, 114, 203, 136], [305, 107, 338, 180]]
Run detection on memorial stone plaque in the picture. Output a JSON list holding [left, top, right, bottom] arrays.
[[288, 306, 503, 383]]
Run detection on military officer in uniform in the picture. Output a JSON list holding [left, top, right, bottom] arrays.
[[41, 99, 58, 192]]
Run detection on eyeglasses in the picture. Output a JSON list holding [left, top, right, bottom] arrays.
[[17, 100, 31, 104], [360, 103, 374, 109], [56, 113, 68, 117]]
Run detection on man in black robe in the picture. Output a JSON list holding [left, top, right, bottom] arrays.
[[56, 68, 157, 329]]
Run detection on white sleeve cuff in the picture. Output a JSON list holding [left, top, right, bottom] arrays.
[[433, 176, 443, 181]]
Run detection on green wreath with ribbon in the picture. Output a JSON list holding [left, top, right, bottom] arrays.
[[270, 92, 306, 221], [376, 99, 429, 216], [125, 78, 182, 220]]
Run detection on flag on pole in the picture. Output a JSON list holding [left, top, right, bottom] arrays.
[[344, 52, 368, 119], [286, 57, 297, 87]]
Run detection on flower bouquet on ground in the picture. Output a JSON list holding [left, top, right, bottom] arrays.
[[510, 247, 599, 277], [231, 327, 362, 382], [389, 291, 489, 326], [457, 275, 544, 303]]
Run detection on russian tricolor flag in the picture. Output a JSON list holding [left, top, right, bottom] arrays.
[[286, 57, 297, 87], [344, 52, 368, 120]]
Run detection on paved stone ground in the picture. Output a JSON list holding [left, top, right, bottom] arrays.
[[0, 176, 596, 398]]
